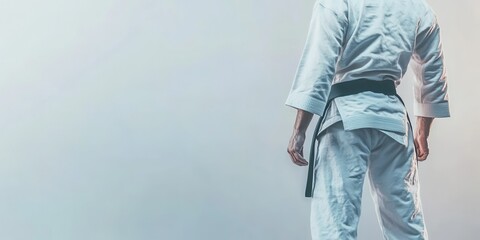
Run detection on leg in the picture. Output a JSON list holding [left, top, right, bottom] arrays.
[[310, 122, 371, 240], [367, 128, 428, 240]]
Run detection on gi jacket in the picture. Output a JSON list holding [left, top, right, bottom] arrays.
[[285, 0, 450, 145]]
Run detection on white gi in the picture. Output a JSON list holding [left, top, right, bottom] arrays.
[[284, 0, 450, 239]]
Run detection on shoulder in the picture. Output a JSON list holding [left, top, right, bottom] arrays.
[[413, 3, 442, 38], [416, 0, 439, 25], [315, 0, 348, 17]]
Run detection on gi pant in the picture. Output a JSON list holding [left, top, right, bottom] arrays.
[[310, 121, 428, 240]]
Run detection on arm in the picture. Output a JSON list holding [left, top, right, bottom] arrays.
[[285, 1, 348, 166], [287, 109, 313, 166], [415, 116, 434, 161], [285, 1, 347, 116], [410, 10, 450, 161]]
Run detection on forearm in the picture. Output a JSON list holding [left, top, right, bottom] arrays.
[[293, 109, 314, 134], [415, 116, 434, 137]]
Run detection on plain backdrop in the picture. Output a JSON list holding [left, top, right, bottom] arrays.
[[0, 0, 479, 239]]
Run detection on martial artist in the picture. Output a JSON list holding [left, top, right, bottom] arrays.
[[285, 0, 450, 239]]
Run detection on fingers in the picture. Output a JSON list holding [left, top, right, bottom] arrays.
[[287, 148, 308, 166], [413, 137, 429, 161], [287, 132, 308, 166], [293, 151, 309, 166], [417, 148, 429, 161]]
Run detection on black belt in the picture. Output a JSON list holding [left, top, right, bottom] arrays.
[[304, 79, 413, 198]]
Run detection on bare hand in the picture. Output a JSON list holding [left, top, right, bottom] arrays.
[[414, 133, 429, 161], [287, 131, 309, 166], [414, 116, 434, 161]]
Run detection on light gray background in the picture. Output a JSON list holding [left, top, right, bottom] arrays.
[[0, 0, 478, 239]]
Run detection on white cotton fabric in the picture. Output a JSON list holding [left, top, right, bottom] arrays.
[[284, 0, 452, 239], [285, 0, 450, 143], [311, 121, 428, 240]]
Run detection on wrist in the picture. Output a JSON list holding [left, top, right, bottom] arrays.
[[293, 129, 307, 135], [415, 116, 434, 136], [292, 109, 313, 135]]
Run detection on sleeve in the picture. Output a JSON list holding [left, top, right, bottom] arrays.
[[410, 10, 450, 118], [284, 1, 347, 117]]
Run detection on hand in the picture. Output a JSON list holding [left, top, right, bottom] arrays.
[[287, 131, 309, 166], [414, 116, 434, 161], [414, 133, 429, 161]]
